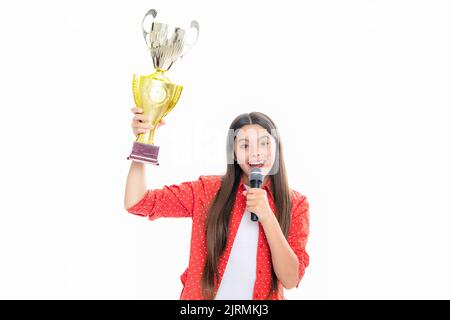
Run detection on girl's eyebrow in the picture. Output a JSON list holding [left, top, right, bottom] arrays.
[[237, 135, 270, 142]]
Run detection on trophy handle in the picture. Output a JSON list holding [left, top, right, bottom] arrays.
[[180, 20, 200, 58], [142, 9, 158, 47]]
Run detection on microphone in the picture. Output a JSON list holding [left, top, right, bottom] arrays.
[[249, 167, 264, 222]]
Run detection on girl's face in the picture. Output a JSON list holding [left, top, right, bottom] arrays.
[[234, 124, 277, 178]]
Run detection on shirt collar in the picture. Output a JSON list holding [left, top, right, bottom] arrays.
[[239, 174, 274, 199]]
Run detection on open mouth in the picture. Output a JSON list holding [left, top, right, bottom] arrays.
[[248, 161, 265, 168]]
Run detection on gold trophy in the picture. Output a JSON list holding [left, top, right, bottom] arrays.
[[127, 9, 199, 165]]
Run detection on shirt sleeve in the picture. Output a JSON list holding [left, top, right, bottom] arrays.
[[287, 193, 310, 288], [126, 176, 205, 220]]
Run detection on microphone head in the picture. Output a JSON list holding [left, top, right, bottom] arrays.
[[249, 167, 264, 183]]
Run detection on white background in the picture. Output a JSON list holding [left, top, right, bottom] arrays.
[[0, 0, 449, 299]]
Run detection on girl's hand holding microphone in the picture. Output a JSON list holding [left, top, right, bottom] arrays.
[[130, 107, 166, 136]]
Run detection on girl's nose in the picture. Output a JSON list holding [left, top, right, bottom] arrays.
[[249, 145, 260, 157], [249, 153, 262, 162]]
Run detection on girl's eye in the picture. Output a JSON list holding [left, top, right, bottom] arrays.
[[240, 144, 248, 149], [261, 141, 269, 146]]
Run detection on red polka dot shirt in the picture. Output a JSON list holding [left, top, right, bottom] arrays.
[[126, 174, 310, 300]]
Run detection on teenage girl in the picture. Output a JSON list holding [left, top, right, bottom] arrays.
[[124, 108, 310, 300]]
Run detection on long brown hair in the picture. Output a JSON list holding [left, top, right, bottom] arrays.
[[201, 112, 292, 299]]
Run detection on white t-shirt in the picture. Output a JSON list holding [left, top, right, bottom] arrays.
[[215, 184, 259, 300]]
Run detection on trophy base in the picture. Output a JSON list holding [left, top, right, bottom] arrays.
[[127, 142, 160, 166]]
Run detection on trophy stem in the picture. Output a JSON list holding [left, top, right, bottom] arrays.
[[136, 128, 156, 144], [148, 128, 156, 144]]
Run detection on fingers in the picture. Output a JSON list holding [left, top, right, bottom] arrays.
[[135, 128, 150, 134], [131, 111, 153, 131], [131, 121, 154, 130], [131, 108, 166, 126], [133, 113, 151, 123], [246, 188, 265, 193], [131, 107, 143, 114], [244, 189, 265, 209], [246, 200, 257, 207], [244, 191, 258, 206], [131, 106, 166, 136], [243, 188, 265, 198]]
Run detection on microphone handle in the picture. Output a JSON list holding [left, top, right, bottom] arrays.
[[250, 180, 262, 222]]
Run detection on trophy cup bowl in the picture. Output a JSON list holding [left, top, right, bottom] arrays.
[[127, 9, 199, 165]]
